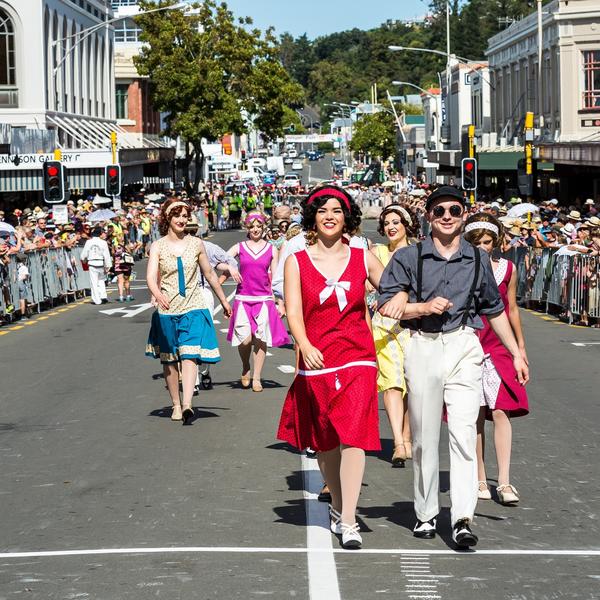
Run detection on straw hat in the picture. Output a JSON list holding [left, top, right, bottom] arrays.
[[586, 216, 600, 227], [508, 226, 521, 237], [568, 210, 582, 221]]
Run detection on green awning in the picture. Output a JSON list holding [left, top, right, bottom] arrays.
[[477, 152, 522, 171], [537, 161, 554, 171]]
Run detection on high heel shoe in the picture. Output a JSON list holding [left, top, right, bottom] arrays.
[[403, 440, 413, 460], [171, 405, 182, 421], [182, 406, 194, 425], [391, 443, 406, 467], [252, 379, 263, 393]]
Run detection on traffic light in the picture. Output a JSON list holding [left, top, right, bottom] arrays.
[[517, 158, 534, 196], [240, 149, 247, 161], [104, 164, 121, 196], [461, 157, 477, 191], [43, 161, 65, 203]]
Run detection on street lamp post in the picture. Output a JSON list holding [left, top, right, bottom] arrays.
[[51, 2, 189, 114]]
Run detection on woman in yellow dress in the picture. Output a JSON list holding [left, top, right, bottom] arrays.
[[371, 204, 419, 466]]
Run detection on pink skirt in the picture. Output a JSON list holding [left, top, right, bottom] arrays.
[[277, 363, 381, 452], [227, 298, 289, 348]]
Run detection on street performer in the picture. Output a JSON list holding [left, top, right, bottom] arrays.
[[378, 186, 529, 548]]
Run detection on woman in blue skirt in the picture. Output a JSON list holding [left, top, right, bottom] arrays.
[[146, 198, 232, 424]]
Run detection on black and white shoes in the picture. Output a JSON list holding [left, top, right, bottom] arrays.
[[413, 518, 437, 539], [452, 518, 478, 548]]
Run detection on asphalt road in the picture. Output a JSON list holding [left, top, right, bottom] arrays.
[[0, 223, 599, 599]]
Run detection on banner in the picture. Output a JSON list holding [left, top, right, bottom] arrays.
[[284, 134, 334, 143]]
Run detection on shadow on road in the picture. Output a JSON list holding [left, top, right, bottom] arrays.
[[148, 406, 221, 421]]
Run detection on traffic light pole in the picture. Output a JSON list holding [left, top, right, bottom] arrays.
[[468, 124, 476, 205], [524, 112, 534, 202]]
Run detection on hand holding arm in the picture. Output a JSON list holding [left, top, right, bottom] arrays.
[[488, 311, 529, 385]]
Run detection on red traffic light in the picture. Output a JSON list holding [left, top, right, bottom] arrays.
[[47, 165, 59, 177], [108, 168, 118, 178], [464, 161, 474, 172]]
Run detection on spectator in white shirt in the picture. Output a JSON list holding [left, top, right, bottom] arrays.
[[81, 227, 112, 305]]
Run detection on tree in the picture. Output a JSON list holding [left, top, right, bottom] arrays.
[[349, 112, 397, 160], [134, 0, 304, 191]]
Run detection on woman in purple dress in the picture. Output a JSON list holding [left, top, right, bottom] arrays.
[[464, 213, 529, 506], [226, 212, 289, 392]]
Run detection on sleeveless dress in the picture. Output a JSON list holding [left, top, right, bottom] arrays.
[[479, 258, 529, 418], [277, 247, 381, 452], [145, 236, 220, 364], [371, 244, 410, 394], [227, 241, 289, 348]]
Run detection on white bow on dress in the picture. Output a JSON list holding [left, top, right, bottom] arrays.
[[319, 280, 351, 311]]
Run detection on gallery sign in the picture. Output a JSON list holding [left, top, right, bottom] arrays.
[[0, 151, 113, 171]]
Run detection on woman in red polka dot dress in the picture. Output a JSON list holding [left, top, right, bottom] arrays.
[[277, 186, 384, 549]]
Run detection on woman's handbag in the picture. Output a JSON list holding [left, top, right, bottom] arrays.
[[122, 252, 135, 265]]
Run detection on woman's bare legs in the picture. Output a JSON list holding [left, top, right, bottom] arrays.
[[117, 273, 125, 298], [238, 335, 252, 380], [339, 445, 365, 525], [318, 448, 341, 512], [180, 359, 197, 410], [163, 363, 181, 409], [476, 407, 488, 483], [493, 409, 513, 486], [252, 338, 267, 384]]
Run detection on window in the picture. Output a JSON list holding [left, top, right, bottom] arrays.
[[0, 8, 16, 86], [114, 18, 141, 42], [115, 83, 128, 119], [112, 0, 139, 8], [583, 50, 600, 109]]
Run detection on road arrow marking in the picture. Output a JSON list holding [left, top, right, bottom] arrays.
[[99, 303, 153, 318]]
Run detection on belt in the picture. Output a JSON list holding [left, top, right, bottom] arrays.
[[408, 326, 476, 338], [235, 294, 273, 302]]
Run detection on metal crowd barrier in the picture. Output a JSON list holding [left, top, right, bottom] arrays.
[[0, 246, 90, 318], [504, 247, 600, 323]]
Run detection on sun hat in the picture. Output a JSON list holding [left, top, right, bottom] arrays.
[[586, 216, 600, 227], [568, 210, 582, 221], [584, 199, 595, 205], [548, 199, 559, 205], [561, 223, 576, 235]]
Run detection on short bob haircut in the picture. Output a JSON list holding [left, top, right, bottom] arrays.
[[158, 198, 191, 236], [301, 185, 361, 241], [378, 203, 420, 239], [463, 212, 504, 249]]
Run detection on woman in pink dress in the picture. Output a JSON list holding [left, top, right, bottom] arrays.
[[464, 213, 529, 506], [226, 212, 289, 392], [277, 186, 384, 549]]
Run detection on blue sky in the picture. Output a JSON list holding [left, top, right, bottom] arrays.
[[223, 0, 430, 38]]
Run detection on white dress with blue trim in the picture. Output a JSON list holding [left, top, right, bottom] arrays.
[[146, 235, 220, 364]]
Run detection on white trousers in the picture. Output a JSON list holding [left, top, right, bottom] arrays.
[[88, 265, 107, 305], [403, 327, 484, 526]]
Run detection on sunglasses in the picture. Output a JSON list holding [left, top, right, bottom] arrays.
[[431, 205, 464, 218]]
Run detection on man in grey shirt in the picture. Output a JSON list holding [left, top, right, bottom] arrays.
[[379, 186, 529, 548]]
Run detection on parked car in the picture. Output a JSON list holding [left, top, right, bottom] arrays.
[[283, 173, 301, 188], [292, 160, 303, 170]]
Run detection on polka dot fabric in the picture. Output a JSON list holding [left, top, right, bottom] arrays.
[[277, 247, 380, 452]]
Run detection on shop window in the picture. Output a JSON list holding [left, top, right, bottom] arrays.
[[583, 50, 600, 109]]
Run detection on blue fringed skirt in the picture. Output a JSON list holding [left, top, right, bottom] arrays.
[[145, 309, 221, 364]]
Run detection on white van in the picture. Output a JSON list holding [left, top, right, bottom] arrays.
[[248, 157, 267, 169]]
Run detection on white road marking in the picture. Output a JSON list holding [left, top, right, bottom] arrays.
[[0, 548, 598, 559], [301, 454, 341, 600], [571, 342, 600, 346], [99, 303, 153, 318], [277, 365, 296, 374], [219, 328, 229, 333]]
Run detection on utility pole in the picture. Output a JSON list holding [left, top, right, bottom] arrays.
[[524, 111, 534, 202], [537, 0, 544, 129]]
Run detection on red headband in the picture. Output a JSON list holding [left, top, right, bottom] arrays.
[[307, 187, 351, 210]]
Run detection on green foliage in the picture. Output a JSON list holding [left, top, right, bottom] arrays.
[[349, 112, 397, 160], [134, 0, 304, 190], [279, 0, 541, 110]]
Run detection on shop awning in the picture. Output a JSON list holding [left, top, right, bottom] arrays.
[[0, 168, 104, 192]]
